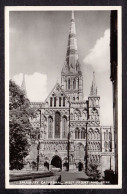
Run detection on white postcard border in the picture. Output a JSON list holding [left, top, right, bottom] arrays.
[[5, 6, 122, 189]]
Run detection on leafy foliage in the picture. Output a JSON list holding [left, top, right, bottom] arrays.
[[9, 80, 35, 170], [87, 163, 101, 181]]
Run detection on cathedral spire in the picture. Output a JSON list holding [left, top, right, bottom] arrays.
[[61, 11, 83, 101], [90, 71, 98, 96], [62, 11, 81, 74], [21, 74, 27, 97]]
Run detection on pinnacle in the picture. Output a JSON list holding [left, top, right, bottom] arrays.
[[21, 74, 27, 97], [90, 71, 98, 96]]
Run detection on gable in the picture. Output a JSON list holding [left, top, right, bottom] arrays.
[[44, 83, 70, 108]]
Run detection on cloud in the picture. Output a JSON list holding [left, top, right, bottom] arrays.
[[83, 29, 110, 73], [13, 72, 48, 102], [13, 73, 23, 87]]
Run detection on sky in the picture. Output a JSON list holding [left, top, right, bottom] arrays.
[[9, 10, 113, 125]]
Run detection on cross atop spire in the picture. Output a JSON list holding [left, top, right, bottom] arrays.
[[21, 74, 27, 97], [90, 71, 98, 96]]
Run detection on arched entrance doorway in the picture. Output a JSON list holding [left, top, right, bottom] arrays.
[[51, 155, 62, 170], [44, 161, 49, 171], [78, 162, 83, 171], [63, 162, 68, 171]]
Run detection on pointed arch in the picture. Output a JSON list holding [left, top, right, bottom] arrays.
[[75, 128, 79, 139]]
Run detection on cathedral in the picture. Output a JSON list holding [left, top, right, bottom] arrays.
[[26, 11, 114, 174]]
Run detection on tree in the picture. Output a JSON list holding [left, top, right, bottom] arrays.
[[87, 163, 101, 181], [9, 80, 35, 170]]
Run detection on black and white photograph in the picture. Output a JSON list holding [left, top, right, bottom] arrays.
[[5, 6, 122, 189]]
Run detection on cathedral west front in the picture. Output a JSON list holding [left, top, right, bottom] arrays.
[[27, 11, 115, 174]]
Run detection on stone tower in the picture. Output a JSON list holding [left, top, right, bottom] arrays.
[[87, 72, 101, 168], [61, 11, 83, 101]]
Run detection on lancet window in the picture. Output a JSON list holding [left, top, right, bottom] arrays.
[[59, 97, 61, 107], [62, 116, 67, 138], [48, 116, 53, 138], [73, 78, 76, 89], [81, 128, 85, 139], [54, 97, 56, 107], [50, 97, 52, 107], [55, 112, 61, 138], [75, 128, 80, 139], [68, 78, 70, 89], [63, 97, 65, 106]]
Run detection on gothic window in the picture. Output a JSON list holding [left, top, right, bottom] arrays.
[[63, 97, 65, 106], [54, 97, 56, 107], [59, 97, 61, 107], [97, 132, 99, 139], [50, 97, 52, 107], [104, 132, 106, 140], [55, 112, 61, 138], [89, 129, 93, 139], [109, 132, 112, 141], [68, 78, 70, 89], [104, 141, 107, 152], [81, 128, 85, 139], [62, 116, 67, 138], [109, 142, 112, 151], [65, 80, 67, 90], [98, 142, 100, 150], [83, 109, 87, 119], [75, 128, 79, 139], [78, 78, 79, 89], [91, 108, 98, 120], [48, 116, 53, 138], [73, 78, 76, 89], [106, 130, 108, 140]]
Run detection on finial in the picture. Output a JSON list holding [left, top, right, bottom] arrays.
[[72, 10, 74, 20], [90, 71, 98, 96]]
